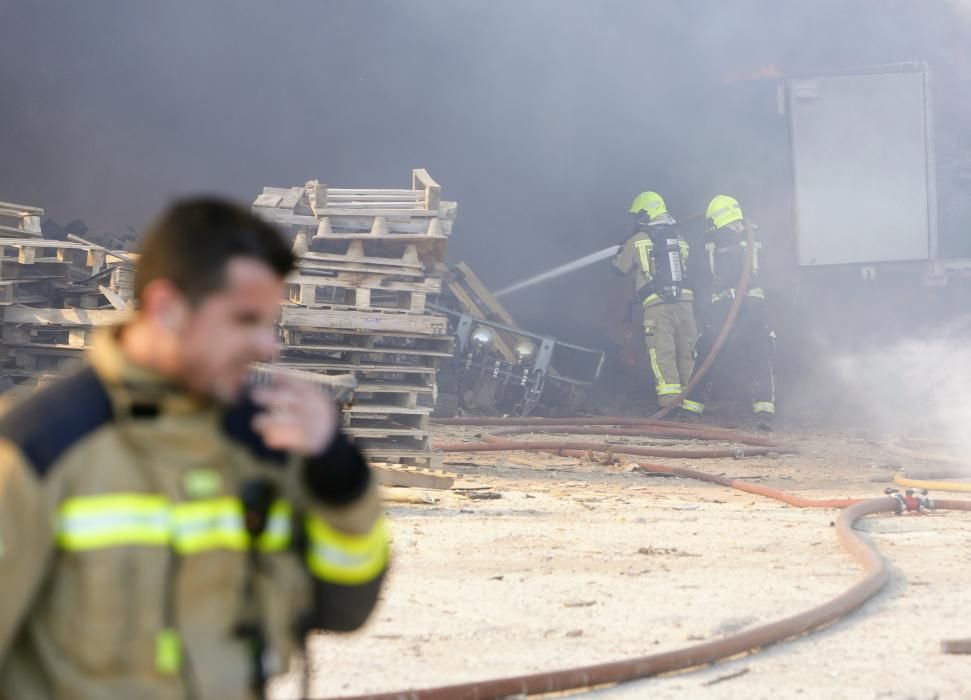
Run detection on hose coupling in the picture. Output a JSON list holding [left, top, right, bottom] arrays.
[[884, 487, 933, 514]]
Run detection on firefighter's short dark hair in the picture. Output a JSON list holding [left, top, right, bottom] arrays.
[[135, 198, 295, 304]]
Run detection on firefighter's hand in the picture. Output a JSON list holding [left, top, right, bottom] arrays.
[[251, 376, 340, 456]]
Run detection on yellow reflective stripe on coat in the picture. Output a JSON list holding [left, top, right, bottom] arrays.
[[634, 239, 653, 277], [753, 401, 775, 414], [171, 497, 248, 554], [306, 513, 389, 585], [57, 494, 170, 550], [56, 494, 294, 554], [257, 499, 293, 552], [656, 384, 682, 396]]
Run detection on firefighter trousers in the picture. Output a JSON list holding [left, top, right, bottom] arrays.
[[683, 297, 775, 415], [643, 300, 697, 407]]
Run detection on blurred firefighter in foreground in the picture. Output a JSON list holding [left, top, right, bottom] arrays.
[[612, 191, 697, 414], [683, 194, 776, 430], [0, 199, 388, 699]]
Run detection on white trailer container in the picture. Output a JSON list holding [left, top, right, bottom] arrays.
[[785, 64, 937, 267]]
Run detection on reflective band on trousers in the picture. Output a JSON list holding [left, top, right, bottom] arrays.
[[711, 287, 764, 303], [648, 348, 665, 388], [753, 402, 776, 414], [306, 513, 389, 586], [56, 494, 293, 553], [681, 399, 705, 414]]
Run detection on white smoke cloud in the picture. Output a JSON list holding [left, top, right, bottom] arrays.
[[828, 316, 971, 463]]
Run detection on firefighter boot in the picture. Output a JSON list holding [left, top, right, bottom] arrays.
[[755, 411, 774, 432], [679, 408, 703, 424]]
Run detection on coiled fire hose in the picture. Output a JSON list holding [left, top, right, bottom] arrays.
[[322, 420, 971, 700]]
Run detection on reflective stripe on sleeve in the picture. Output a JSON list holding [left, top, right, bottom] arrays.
[[305, 513, 389, 586]]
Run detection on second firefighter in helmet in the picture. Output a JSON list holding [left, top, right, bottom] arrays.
[[612, 191, 697, 411], [683, 195, 776, 429]]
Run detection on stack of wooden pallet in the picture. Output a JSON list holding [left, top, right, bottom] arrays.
[[252, 169, 456, 469], [0, 204, 134, 388]]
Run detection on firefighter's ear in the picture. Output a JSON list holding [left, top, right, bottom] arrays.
[[141, 278, 188, 331]]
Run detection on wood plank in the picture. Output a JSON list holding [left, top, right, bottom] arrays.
[[2, 306, 129, 326], [280, 341, 452, 358], [0, 224, 43, 238], [344, 403, 430, 415], [454, 261, 517, 326], [286, 272, 441, 294], [412, 168, 441, 210], [329, 189, 420, 195], [278, 188, 305, 209], [296, 258, 425, 278], [253, 193, 283, 208], [299, 248, 422, 270], [0, 201, 45, 215], [356, 381, 434, 393], [99, 285, 130, 311], [372, 464, 454, 490], [276, 360, 437, 375], [253, 208, 441, 229], [280, 307, 448, 335], [348, 427, 431, 437]]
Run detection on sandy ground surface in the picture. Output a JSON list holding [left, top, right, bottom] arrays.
[[269, 412, 971, 700]]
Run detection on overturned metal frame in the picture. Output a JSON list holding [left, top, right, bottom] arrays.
[[429, 302, 605, 416]]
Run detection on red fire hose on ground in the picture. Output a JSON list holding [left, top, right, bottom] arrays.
[[324, 419, 971, 700]]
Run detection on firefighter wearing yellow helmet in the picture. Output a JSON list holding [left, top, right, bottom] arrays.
[[683, 195, 776, 430], [612, 192, 698, 411]]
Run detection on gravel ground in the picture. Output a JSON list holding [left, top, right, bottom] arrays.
[[269, 416, 971, 700]]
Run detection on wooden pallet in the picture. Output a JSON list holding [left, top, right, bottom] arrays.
[[286, 278, 433, 314], [0, 278, 58, 306], [252, 170, 456, 265], [6, 345, 85, 372], [286, 271, 439, 311], [294, 237, 425, 275], [1, 324, 94, 348], [256, 169, 442, 214]]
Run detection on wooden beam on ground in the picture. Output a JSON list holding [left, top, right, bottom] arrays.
[[372, 464, 455, 489]]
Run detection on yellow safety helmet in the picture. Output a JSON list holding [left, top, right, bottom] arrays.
[[706, 194, 744, 229], [628, 191, 668, 220]]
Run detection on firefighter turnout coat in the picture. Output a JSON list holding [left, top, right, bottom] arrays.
[[0, 330, 388, 700]]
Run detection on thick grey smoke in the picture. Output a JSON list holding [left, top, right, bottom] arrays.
[[2, 1, 971, 347]]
